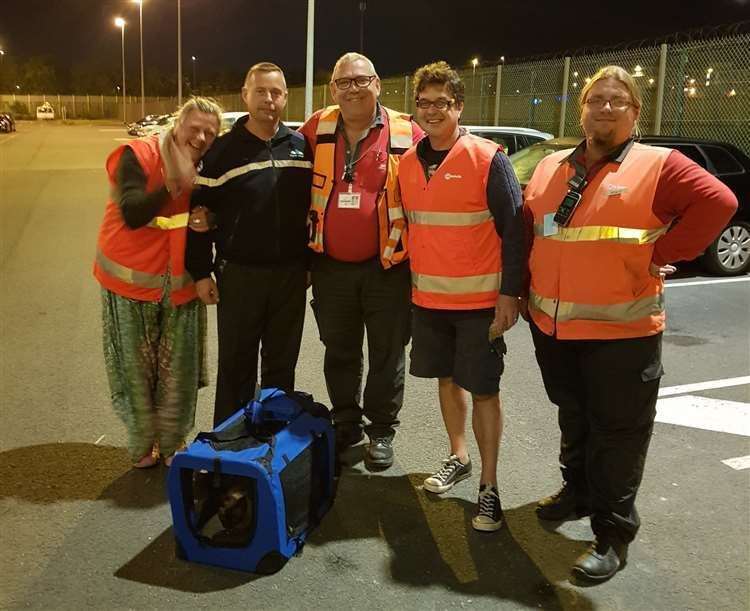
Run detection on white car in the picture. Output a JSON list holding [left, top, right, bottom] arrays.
[[463, 125, 553, 155], [36, 102, 54, 120]]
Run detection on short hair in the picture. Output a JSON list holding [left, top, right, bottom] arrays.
[[579, 65, 642, 110], [412, 61, 465, 105], [331, 52, 378, 80], [244, 62, 287, 88], [175, 96, 222, 128]]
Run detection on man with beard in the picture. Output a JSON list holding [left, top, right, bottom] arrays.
[[300, 53, 423, 470], [523, 65, 737, 582], [185, 63, 313, 427]]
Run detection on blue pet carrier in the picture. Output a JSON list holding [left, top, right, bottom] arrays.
[[167, 388, 335, 574]]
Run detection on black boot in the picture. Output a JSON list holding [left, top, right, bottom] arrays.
[[571, 537, 628, 582], [364, 437, 394, 470], [536, 482, 591, 521]]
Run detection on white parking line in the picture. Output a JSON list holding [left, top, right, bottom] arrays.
[[0, 134, 19, 145], [666, 277, 750, 288], [656, 395, 750, 436], [95, 434, 106, 445], [659, 376, 750, 397], [114, 138, 133, 142], [721, 455, 750, 470], [99, 128, 126, 132]]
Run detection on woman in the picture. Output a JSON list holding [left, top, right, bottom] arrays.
[[94, 97, 223, 468]]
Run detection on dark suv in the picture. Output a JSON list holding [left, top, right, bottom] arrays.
[[510, 136, 750, 276]]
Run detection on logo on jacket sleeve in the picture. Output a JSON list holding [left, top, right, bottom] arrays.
[[444, 173, 463, 180]]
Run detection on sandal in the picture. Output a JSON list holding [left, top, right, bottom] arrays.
[[133, 453, 159, 469]]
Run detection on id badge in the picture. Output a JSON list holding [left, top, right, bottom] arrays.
[[338, 191, 361, 209], [543, 212, 559, 236]]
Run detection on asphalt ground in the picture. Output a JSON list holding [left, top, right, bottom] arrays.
[[1, 122, 748, 610]]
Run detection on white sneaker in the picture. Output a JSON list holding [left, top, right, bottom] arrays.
[[423, 454, 472, 494]]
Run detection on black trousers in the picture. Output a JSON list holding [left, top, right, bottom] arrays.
[[530, 320, 664, 543], [311, 255, 411, 439], [213, 259, 306, 427]]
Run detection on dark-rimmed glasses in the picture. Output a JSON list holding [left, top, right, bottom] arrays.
[[584, 96, 633, 111], [332, 75, 377, 90], [415, 98, 455, 111]]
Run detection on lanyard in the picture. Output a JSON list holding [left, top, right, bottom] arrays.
[[553, 154, 590, 227]]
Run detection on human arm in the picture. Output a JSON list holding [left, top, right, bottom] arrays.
[[115, 147, 169, 229]]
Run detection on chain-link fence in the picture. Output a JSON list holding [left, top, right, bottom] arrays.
[[3, 34, 748, 155]]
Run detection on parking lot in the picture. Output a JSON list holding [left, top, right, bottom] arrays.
[[1, 122, 748, 610]]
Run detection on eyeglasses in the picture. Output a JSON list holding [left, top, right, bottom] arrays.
[[415, 98, 455, 110], [332, 75, 377, 90], [584, 96, 633, 111]]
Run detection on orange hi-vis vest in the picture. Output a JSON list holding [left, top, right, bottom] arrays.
[[525, 142, 672, 340], [399, 134, 502, 310], [308, 105, 414, 268], [93, 135, 197, 306]]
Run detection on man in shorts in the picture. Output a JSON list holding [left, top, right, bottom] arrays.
[[398, 61, 524, 531]]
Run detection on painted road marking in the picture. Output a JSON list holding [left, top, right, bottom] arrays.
[[659, 376, 750, 397], [0, 134, 19, 145], [656, 395, 750, 436], [99, 128, 126, 132], [721, 455, 750, 470], [95, 434, 106, 445], [666, 277, 750, 288], [114, 137, 133, 142]]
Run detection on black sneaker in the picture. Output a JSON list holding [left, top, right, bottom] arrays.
[[423, 454, 472, 494], [472, 484, 504, 532]]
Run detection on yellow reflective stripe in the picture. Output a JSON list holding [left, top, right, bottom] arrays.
[[195, 160, 312, 188], [316, 107, 339, 135], [147, 212, 189, 230], [171, 271, 194, 290], [384, 108, 414, 149], [388, 206, 405, 222], [310, 191, 328, 211], [413, 272, 501, 294], [529, 290, 664, 322], [407, 209, 493, 227], [382, 226, 403, 260], [96, 249, 164, 289], [533, 224, 668, 244]]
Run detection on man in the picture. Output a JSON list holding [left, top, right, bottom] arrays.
[[398, 62, 524, 531], [299, 52, 423, 470], [523, 65, 737, 581], [185, 63, 313, 427]]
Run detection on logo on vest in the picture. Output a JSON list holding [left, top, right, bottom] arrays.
[[444, 173, 463, 181]]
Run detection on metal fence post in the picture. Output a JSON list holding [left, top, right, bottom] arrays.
[[72, 94, 76, 117], [403, 75, 410, 114], [493, 64, 502, 125], [27, 94, 31, 114], [653, 43, 668, 135], [558, 57, 571, 137]]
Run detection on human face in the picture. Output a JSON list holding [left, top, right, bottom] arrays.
[[415, 83, 462, 148], [173, 110, 219, 163], [242, 70, 288, 125], [581, 77, 640, 150], [330, 59, 381, 122]]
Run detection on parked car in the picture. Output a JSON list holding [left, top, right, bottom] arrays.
[[463, 125, 553, 155], [131, 113, 176, 137], [126, 114, 167, 136], [36, 102, 54, 120], [509, 136, 750, 276], [0, 112, 16, 132]]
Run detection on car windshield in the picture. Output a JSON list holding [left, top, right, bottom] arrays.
[[510, 142, 574, 185]]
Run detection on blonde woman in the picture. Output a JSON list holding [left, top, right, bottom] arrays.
[[94, 97, 222, 468]]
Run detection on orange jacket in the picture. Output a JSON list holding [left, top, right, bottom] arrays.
[[399, 134, 502, 310], [525, 142, 671, 339], [308, 105, 415, 269], [93, 135, 197, 306]]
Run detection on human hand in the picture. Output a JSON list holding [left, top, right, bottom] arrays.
[[188, 206, 213, 233], [490, 294, 520, 337], [649, 262, 677, 278], [195, 277, 219, 304]]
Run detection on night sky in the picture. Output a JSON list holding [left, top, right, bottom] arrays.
[[1, 0, 748, 86]]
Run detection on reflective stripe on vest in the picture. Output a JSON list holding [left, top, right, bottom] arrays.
[[147, 212, 189, 230], [309, 105, 412, 268], [529, 290, 664, 322], [533, 223, 668, 244], [413, 272, 502, 294], [96, 248, 193, 291], [407, 209, 493, 226]]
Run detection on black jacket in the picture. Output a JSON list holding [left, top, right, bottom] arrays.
[[185, 116, 312, 280]]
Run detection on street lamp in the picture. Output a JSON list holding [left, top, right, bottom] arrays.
[[133, 0, 145, 118], [114, 17, 127, 124], [177, 0, 182, 106], [471, 57, 479, 89], [191, 56, 197, 92]]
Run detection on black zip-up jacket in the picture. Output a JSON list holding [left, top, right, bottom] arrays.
[[185, 116, 313, 280]]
